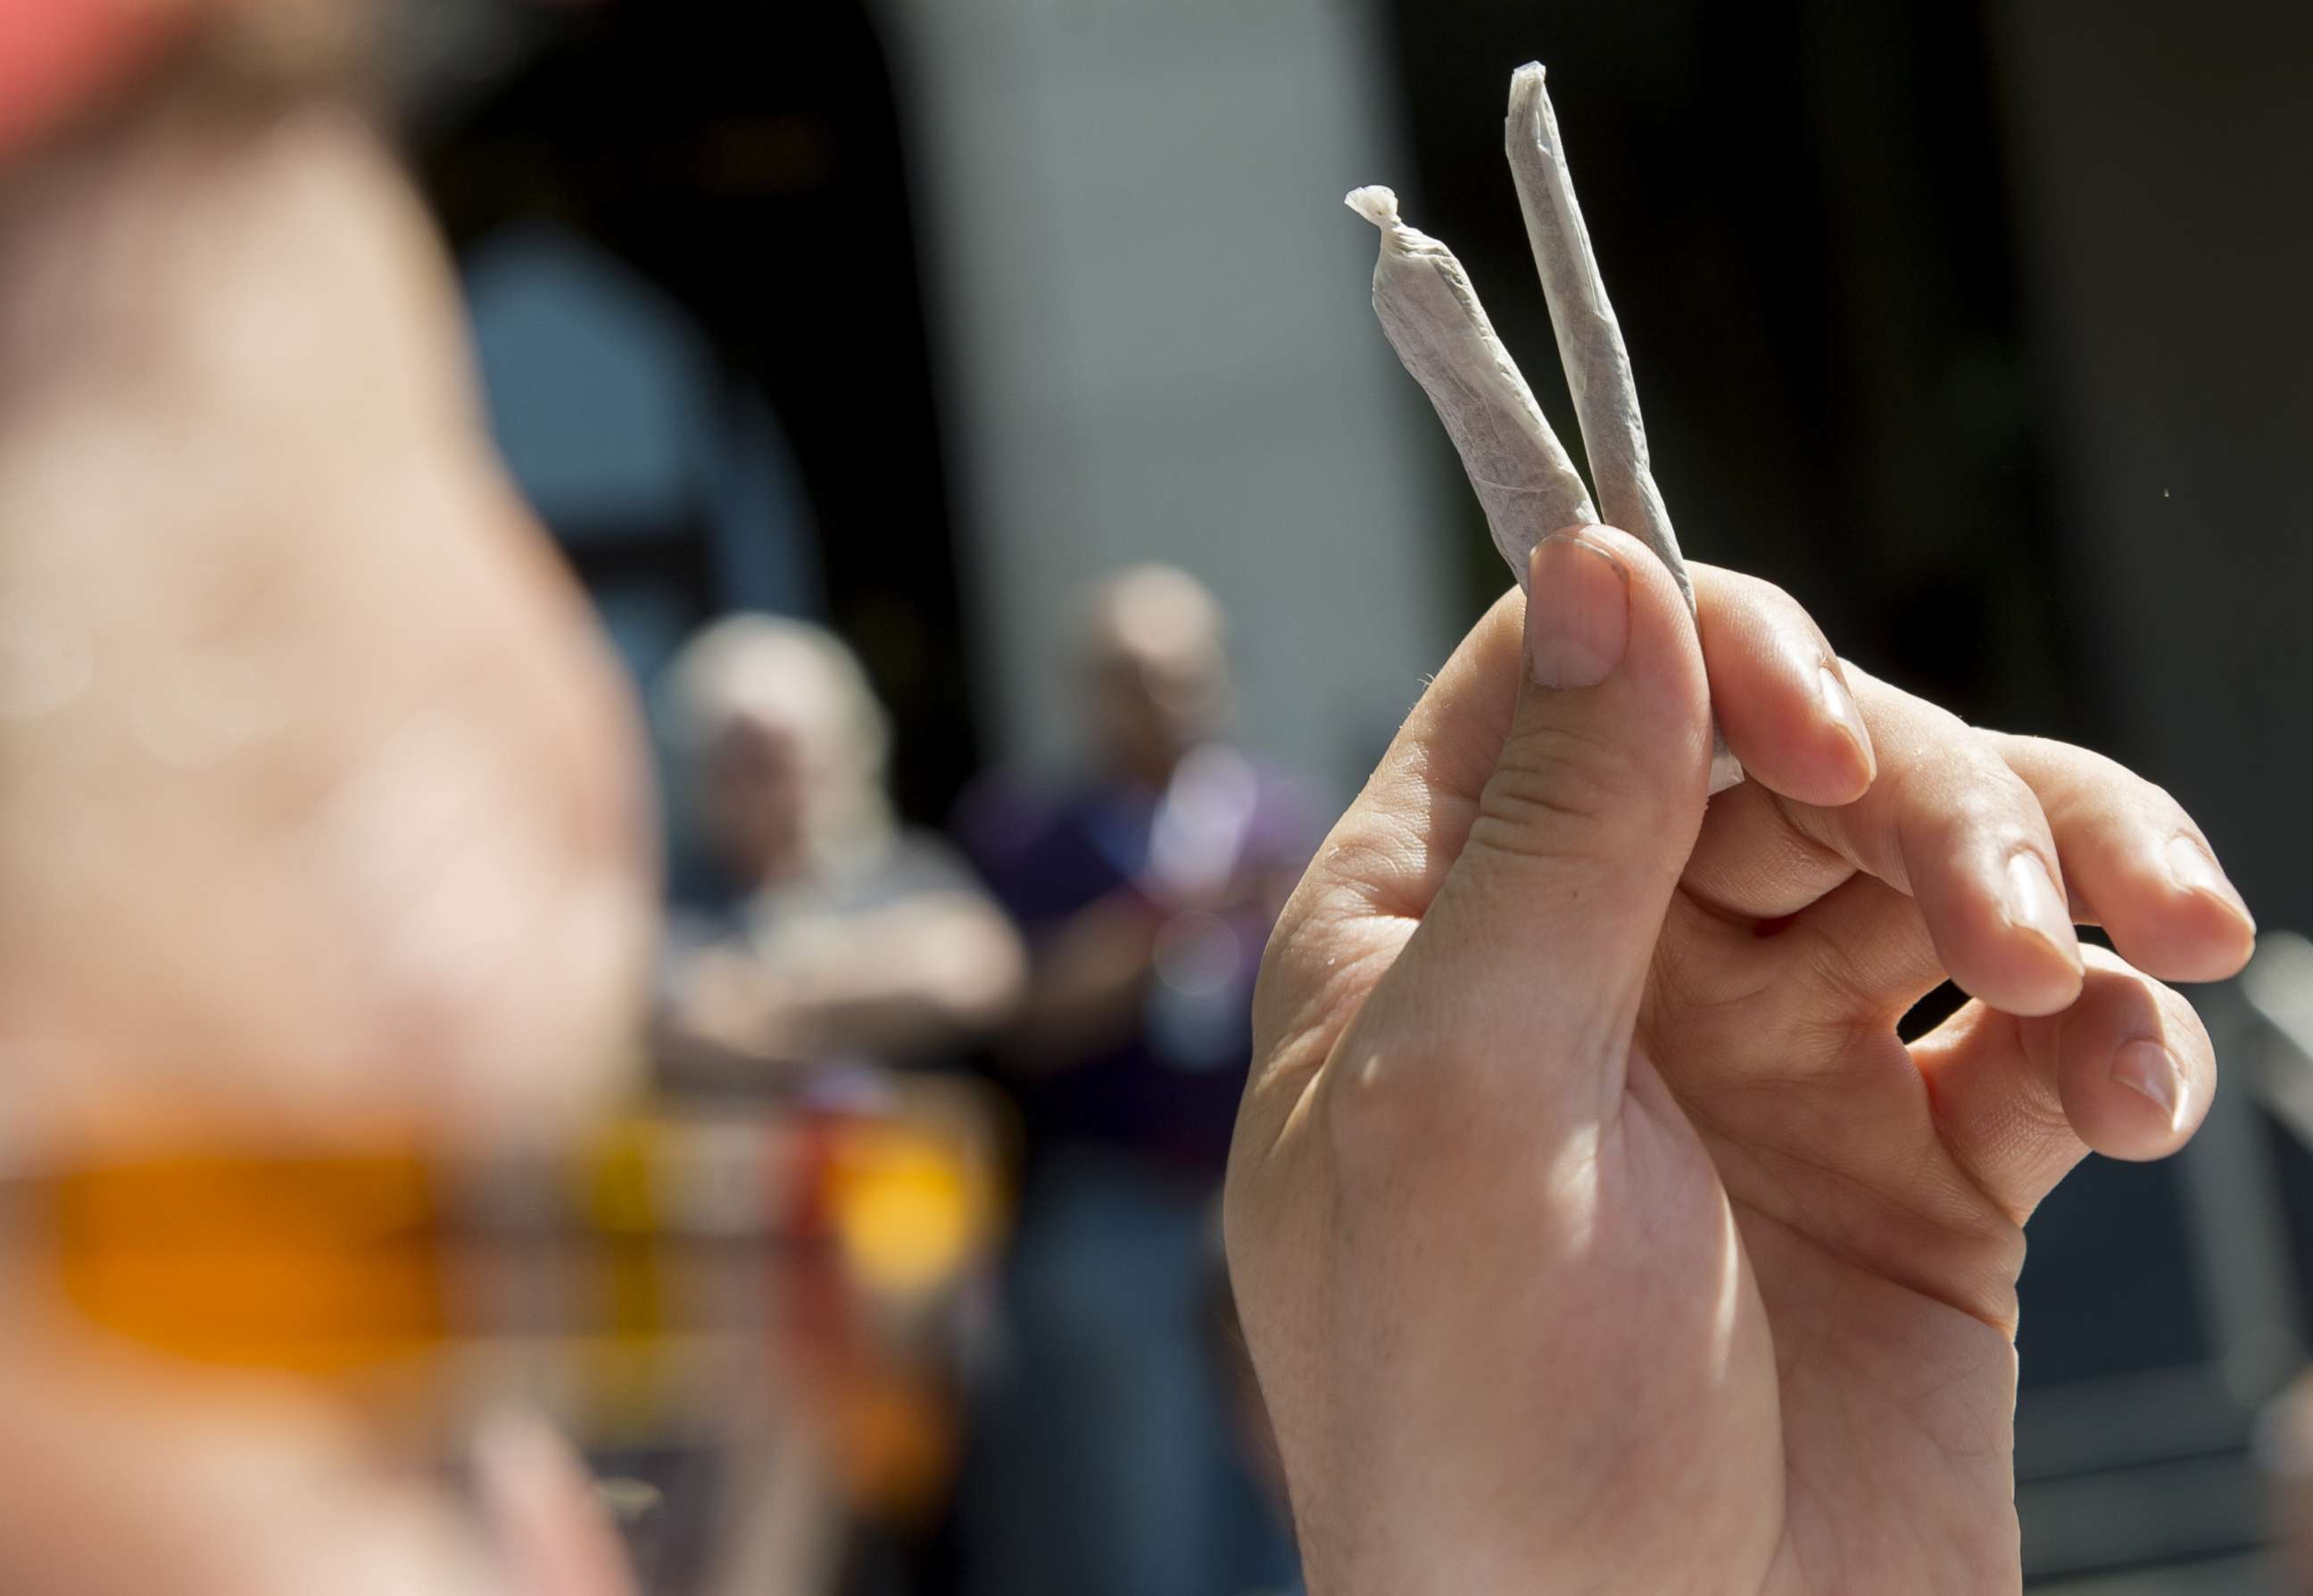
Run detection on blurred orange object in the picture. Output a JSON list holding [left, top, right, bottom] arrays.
[[826, 1367, 961, 1527], [48, 1142, 446, 1377], [12, 1086, 1005, 1495]]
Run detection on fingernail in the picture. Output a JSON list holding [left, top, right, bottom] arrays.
[[1818, 664, 1876, 780], [2166, 833, 2255, 929], [2110, 1038, 2186, 1131], [1527, 531, 1629, 689], [2003, 853, 2078, 963]]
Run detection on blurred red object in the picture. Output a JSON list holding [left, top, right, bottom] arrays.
[[0, 0, 201, 161]]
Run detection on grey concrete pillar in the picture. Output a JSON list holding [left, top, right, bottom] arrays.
[[873, 0, 1462, 797]]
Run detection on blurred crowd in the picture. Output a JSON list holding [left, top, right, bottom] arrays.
[[0, 4, 1309, 1593], [647, 574, 1314, 1596]]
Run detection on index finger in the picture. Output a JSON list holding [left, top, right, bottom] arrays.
[[1273, 559, 1880, 977], [1256, 556, 1884, 1083]]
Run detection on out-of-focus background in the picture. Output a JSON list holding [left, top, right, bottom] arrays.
[[74, 0, 2302, 1590], [401, 0, 2313, 1590]]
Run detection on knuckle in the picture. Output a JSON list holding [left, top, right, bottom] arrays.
[[2135, 778, 2189, 828], [1474, 724, 1652, 864], [1315, 1038, 1434, 1182], [2146, 973, 2215, 1056], [1750, 574, 1811, 633], [2005, 734, 2188, 825], [1795, 921, 1904, 1020], [2055, 741, 2132, 797], [1731, 572, 1838, 663], [1898, 742, 2044, 858], [1704, 566, 1791, 622], [1994, 732, 2068, 764], [1314, 1011, 1494, 1190]]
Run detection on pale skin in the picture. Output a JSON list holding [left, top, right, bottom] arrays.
[[0, 66, 649, 1596], [1225, 526, 2255, 1594]]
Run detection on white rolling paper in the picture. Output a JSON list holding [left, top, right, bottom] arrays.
[[1351, 67, 1743, 793], [1346, 184, 1597, 586], [1503, 62, 1692, 608]]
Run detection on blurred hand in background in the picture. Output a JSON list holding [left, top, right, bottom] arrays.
[[656, 616, 1022, 1073]]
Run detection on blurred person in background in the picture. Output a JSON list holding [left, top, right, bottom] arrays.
[[656, 615, 1024, 1077], [956, 565, 1313, 1596], [650, 615, 1023, 1594]]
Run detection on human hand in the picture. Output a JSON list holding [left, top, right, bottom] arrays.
[[669, 944, 814, 1063], [1224, 527, 2253, 1593]]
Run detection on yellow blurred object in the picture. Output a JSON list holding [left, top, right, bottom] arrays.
[[824, 1121, 991, 1298], [576, 1115, 670, 1237], [21, 1094, 1000, 1359], [11, 1087, 1007, 1496]]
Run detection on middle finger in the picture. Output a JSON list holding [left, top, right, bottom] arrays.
[[1687, 666, 2086, 1017]]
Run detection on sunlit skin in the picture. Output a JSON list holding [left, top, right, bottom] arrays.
[[1227, 528, 2254, 1594], [0, 64, 649, 1596]]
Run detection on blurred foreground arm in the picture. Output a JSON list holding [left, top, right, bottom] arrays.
[[0, 13, 649, 1593]]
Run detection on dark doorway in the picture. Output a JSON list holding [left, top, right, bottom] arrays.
[[412, 1, 976, 831]]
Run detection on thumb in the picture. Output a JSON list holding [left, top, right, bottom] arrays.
[[1392, 525, 1713, 1096]]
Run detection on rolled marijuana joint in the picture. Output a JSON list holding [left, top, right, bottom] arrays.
[[1344, 184, 1597, 581], [1351, 62, 1744, 794]]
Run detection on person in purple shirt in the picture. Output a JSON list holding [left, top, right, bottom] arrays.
[[956, 565, 1314, 1596]]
